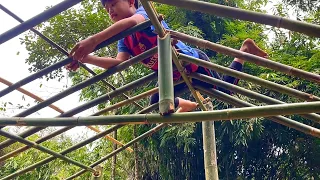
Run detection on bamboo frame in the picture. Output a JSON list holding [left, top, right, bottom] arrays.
[[0, 102, 160, 180], [179, 54, 320, 102], [0, 0, 319, 178], [0, 77, 132, 153], [0, 0, 84, 44], [0, 125, 123, 180], [66, 123, 168, 179], [0, 19, 153, 99], [169, 30, 320, 84], [0, 4, 144, 110], [0, 71, 157, 150], [190, 73, 320, 124], [148, 0, 320, 38], [0, 129, 96, 173], [196, 86, 320, 138]]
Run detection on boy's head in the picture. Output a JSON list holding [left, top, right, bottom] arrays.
[[101, 0, 139, 22]]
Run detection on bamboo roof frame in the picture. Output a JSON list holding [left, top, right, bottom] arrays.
[[0, 0, 319, 179]]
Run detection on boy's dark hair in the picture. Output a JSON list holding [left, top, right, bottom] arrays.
[[100, 0, 139, 9]]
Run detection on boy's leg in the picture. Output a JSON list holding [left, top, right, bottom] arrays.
[[149, 83, 198, 113], [221, 38, 268, 87]]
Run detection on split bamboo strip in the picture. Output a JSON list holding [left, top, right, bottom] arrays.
[[66, 123, 168, 180], [0, 102, 160, 180], [0, 71, 157, 150], [0, 76, 63, 113], [0, 19, 153, 99], [0, 129, 96, 173], [196, 86, 320, 138], [1, 101, 320, 126], [0, 0, 84, 44], [179, 54, 320, 102], [190, 73, 320, 124], [140, 0, 207, 111], [0, 125, 123, 180], [169, 30, 320, 84], [0, 4, 144, 110], [149, 0, 320, 37], [158, 33, 174, 114]]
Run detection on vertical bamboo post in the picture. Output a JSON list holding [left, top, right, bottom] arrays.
[[91, 165, 103, 180], [202, 100, 219, 180], [111, 131, 117, 180], [158, 33, 174, 115]]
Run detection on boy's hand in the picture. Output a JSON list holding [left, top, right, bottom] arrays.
[[69, 36, 97, 61]]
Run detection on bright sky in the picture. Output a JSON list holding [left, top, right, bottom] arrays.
[[0, 0, 96, 138]]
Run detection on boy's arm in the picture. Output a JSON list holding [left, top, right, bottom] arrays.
[[82, 52, 131, 69], [70, 14, 145, 61]]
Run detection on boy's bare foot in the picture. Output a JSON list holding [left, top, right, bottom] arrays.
[[176, 98, 198, 113], [235, 38, 268, 64]]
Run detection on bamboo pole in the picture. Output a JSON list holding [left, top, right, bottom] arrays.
[[0, 48, 157, 150], [0, 102, 160, 180], [0, 125, 123, 180], [196, 86, 320, 138], [0, 129, 96, 173], [169, 30, 320, 84], [1, 102, 320, 127], [66, 123, 168, 180], [202, 100, 219, 180], [158, 33, 175, 114], [0, 4, 145, 110], [179, 54, 320, 102], [190, 73, 320, 124], [140, 0, 207, 112], [148, 0, 320, 38]]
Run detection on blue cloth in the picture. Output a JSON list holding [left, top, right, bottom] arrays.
[[117, 6, 199, 58]]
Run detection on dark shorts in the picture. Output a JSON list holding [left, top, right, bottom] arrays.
[[150, 49, 243, 107]]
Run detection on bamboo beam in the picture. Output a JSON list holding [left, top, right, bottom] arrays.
[[0, 125, 122, 180], [1, 102, 320, 127], [148, 0, 320, 38], [196, 86, 320, 138], [158, 33, 174, 114], [0, 4, 144, 110], [0, 0, 84, 44], [179, 54, 320, 102], [190, 73, 320, 124], [0, 19, 153, 99], [0, 70, 157, 150], [66, 123, 168, 180], [169, 30, 320, 84], [0, 129, 96, 173]]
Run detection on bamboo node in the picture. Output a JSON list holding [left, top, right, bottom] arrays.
[[276, 17, 283, 28]]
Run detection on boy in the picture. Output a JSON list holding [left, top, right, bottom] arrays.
[[67, 0, 268, 112]]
